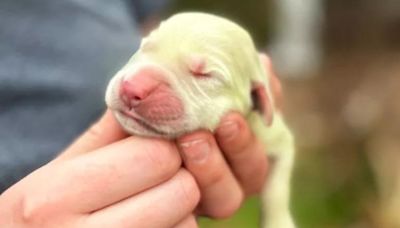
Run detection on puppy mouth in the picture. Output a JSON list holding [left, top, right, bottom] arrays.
[[119, 110, 169, 136]]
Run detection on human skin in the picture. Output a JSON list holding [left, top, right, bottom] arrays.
[[0, 60, 275, 227]]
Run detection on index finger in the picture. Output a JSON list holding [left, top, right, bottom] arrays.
[[22, 137, 182, 214], [215, 112, 269, 195], [56, 109, 129, 161]]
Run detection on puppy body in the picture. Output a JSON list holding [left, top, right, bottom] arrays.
[[106, 13, 295, 228]]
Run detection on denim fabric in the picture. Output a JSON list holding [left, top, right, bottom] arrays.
[[0, 0, 142, 192]]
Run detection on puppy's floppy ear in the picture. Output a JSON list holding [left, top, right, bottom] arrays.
[[251, 82, 274, 126]]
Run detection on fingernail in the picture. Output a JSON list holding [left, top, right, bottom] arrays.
[[217, 121, 239, 141], [179, 139, 210, 163]]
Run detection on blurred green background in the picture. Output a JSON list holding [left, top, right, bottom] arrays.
[[162, 0, 400, 227]]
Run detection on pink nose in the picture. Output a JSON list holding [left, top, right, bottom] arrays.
[[119, 65, 184, 122], [120, 68, 162, 107], [121, 80, 149, 100]]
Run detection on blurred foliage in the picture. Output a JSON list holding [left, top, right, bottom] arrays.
[[291, 144, 377, 227], [166, 0, 272, 47]]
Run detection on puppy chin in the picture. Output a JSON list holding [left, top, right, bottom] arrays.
[[113, 111, 183, 139]]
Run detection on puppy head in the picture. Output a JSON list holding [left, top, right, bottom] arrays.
[[106, 13, 273, 138]]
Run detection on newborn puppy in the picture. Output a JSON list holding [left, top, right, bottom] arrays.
[[106, 12, 295, 228]]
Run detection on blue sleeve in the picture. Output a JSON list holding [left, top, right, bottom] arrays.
[[0, 0, 140, 192], [128, 0, 171, 23]]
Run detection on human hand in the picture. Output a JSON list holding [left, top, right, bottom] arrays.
[[0, 110, 200, 228], [176, 54, 280, 218]]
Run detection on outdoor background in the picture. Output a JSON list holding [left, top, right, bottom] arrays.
[[163, 0, 400, 227]]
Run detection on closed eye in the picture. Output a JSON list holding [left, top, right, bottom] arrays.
[[191, 69, 225, 87], [187, 54, 211, 78], [190, 69, 211, 78]]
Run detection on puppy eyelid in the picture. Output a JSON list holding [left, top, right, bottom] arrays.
[[187, 54, 209, 77], [189, 69, 211, 78]]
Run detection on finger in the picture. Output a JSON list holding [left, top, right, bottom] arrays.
[[20, 137, 181, 214], [259, 53, 282, 109], [259, 53, 273, 71], [173, 214, 198, 228], [83, 169, 200, 228], [216, 112, 269, 196], [177, 131, 243, 218], [56, 109, 129, 161]]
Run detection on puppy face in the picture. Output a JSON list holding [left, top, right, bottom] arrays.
[[106, 13, 265, 138]]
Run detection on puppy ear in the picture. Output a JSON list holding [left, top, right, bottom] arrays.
[[251, 82, 274, 126]]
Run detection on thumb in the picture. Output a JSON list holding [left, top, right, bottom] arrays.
[[56, 109, 129, 161]]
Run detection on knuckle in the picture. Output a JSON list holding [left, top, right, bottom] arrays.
[[189, 219, 199, 228], [16, 194, 77, 228], [209, 189, 244, 219], [243, 156, 269, 195], [142, 139, 181, 175], [176, 170, 200, 209], [17, 193, 51, 225], [86, 122, 103, 142], [248, 152, 268, 177], [258, 154, 269, 179], [202, 166, 226, 188], [174, 216, 198, 228]]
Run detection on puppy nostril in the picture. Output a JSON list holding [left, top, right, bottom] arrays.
[[121, 80, 146, 102], [120, 70, 164, 107]]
